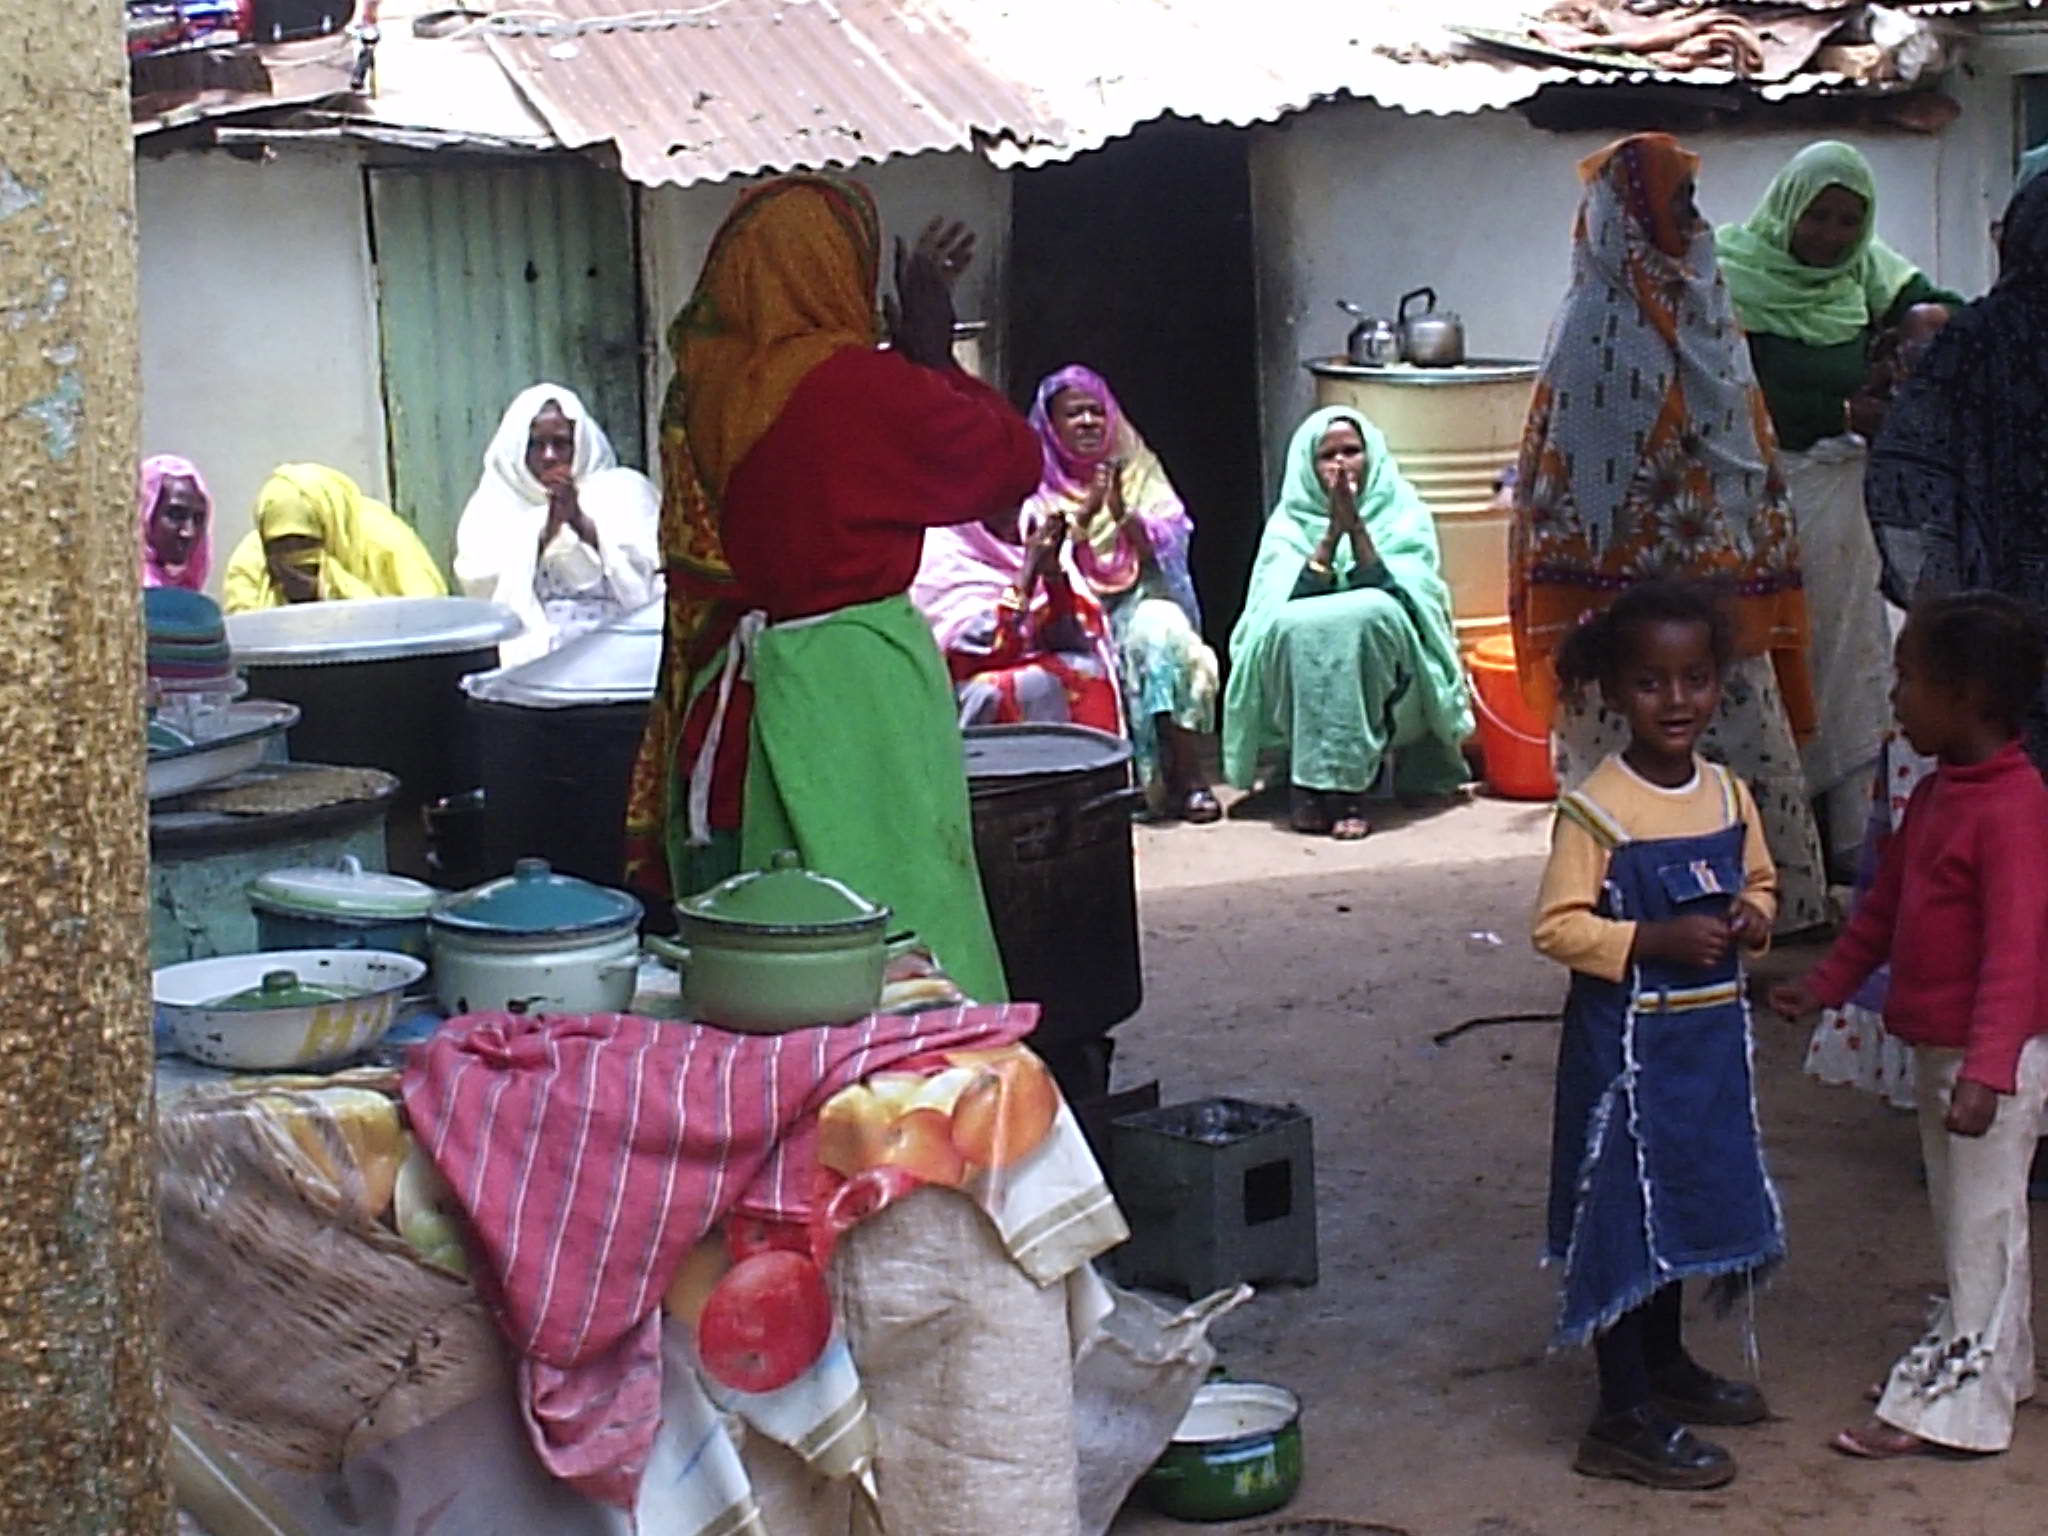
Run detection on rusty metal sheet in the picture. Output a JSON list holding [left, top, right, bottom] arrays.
[[481, 0, 1065, 188], [131, 35, 358, 135]]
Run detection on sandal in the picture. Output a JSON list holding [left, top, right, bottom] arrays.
[[1329, 795, 1371, 841], [1180, 786, 1222, 825], [1289, 786, 1330, 836], [1831, 1419, 1929, 1459]]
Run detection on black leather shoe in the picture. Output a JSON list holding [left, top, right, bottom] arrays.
[[1650, 1357, 1771, 1426], [1573, 1405, 1736, 1490]]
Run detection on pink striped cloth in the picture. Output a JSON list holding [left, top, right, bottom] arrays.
[[400, 1004, 1037, 1507]]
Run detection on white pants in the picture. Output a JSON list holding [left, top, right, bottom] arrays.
[[1877, 1036, 2048, 1451]]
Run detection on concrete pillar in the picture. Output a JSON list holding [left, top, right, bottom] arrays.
[[0, 2, 167, 1531]]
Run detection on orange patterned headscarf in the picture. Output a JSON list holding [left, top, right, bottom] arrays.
[[625, 174, 882, 896]]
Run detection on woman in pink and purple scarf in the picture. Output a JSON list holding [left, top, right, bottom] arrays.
[[138, 454, 213, 592], [1024, 366, 1220, 822]]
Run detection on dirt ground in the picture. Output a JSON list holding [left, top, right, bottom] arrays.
[[1104, 788, 2048, 1536]]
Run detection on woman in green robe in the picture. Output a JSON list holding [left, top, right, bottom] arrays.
[[1222, 407, 1472, 839], [1715, 141, 1965, 877]]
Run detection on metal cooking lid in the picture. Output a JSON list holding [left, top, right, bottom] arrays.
[[680, 848, 889, 932], [431, 857, 642, 938], [463, 601, 660, 708], [1302, 356, 1538, 385], [248, 854, 438, 921], [206, 968, 356, 1010], [962, 723, 1131, 780], [228, 596, 524, 667]]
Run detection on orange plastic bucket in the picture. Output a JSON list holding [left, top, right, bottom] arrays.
[[1467, 635, 1557, 801]]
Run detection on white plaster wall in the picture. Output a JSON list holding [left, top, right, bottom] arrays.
[[637, 150, 1012, 450], [136, 144, 387, 596], [1249, 92, 2011, 486]]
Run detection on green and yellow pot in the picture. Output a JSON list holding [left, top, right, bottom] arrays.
[[1141, 1381, 1302, 1522]]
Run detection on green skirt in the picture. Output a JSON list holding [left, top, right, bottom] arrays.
[[666, 594, 1008, 1003]]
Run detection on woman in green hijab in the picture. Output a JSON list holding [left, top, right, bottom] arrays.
[[1716, 141, 1963, 879], [1717, 141, 1957, 450], [1222, 407, 1471, 839]]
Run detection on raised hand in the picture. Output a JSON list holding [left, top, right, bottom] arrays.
[[915, 218, 976, 287], [882, 231, 959, 372]]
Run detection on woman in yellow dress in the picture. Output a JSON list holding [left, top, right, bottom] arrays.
[[222, 463, 446, 612]]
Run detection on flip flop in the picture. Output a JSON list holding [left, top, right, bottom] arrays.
[[1831, 1420, 1929, 1459], [1180, 787, 1223, 825], [1330, 796, 1371, 841]]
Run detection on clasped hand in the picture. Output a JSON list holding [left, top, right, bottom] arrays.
[[539, 475, 597, 555], [1317, 472, 1376, 567], [1638, 900, 1769, 969]]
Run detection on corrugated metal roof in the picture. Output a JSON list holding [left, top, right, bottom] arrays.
[[957, 0, 1871, 166], [351, 0, 558, 147], [146, 0, 1976, 172], [478, 0, 1065, 187]]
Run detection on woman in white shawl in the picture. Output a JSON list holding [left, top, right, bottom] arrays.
[[456, 383, 660, 666]]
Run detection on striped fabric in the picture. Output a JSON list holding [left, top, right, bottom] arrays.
[[400, 1003, 1036, 1507], [1632, 980, 1745, 1014]]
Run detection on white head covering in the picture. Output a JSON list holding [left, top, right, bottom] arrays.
[[455, 383, 659, 666], [482, 382, 620, 504]]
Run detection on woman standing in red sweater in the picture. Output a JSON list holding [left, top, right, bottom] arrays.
[[1773, 592, 2048, 1460], [623, 175, 1037, 1001]]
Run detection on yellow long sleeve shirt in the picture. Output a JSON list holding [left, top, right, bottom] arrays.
[[1532, 754, 1779, 984]]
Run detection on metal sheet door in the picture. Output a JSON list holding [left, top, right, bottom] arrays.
[[368, 159, 644, 576]]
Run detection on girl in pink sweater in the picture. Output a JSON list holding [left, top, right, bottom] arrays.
[[1773, 591, 2048, 1459]]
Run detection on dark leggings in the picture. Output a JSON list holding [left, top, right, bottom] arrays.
[[1594, 1283, 1685, 1414]]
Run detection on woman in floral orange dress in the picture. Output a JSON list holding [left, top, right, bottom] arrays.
[[1511, 133, 1828, 933]]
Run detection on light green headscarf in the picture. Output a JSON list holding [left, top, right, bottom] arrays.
[[1222, 407, 1471, 786], [1715, 140, 1920, 347]]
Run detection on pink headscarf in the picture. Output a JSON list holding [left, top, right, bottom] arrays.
[[1027, 364, 1119, 498], [1024, 364, 1194, 604], [138, 454, 212, 591]]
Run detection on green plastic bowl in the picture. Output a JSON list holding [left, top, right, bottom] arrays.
[[1141, 1380, 1302, 1522]]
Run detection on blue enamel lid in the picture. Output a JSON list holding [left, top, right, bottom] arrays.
[[429, 858, 641, 938]]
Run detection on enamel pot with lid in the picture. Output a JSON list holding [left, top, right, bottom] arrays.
[[247, 854, 438, 966], [430, 857, 643, 1017], [652, 851, 910, 1034]]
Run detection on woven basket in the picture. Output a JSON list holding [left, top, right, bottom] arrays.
[[159, 1093, 506, 1473]]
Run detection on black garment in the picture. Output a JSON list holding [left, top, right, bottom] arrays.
[[1593, 1283, 1684, 1414], [1868, 175, 2048, 771]]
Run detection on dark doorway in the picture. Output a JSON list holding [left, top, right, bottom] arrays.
[[1007, 119, 1263, 656]]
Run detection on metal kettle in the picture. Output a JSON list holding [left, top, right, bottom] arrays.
[[1398, 287, 1466, 367], [1339, 300, 1401, 368]]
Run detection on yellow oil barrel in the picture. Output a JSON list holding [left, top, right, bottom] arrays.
[[1305, 358, 1537, 656]]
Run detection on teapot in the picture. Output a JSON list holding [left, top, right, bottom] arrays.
[[1398, 287, 1466, 367], [1338, 300, 1400, 368]]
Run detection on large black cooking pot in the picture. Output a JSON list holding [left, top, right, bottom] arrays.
[[462, 601, 661, 920], [469, 697, 647, 895], [228, 598, 523, 878], [964, 724, 1143, 1044]]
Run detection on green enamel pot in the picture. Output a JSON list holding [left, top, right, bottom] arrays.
[[1141, 1381, 1302, 1522], [651, 851, 915, 1033]]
